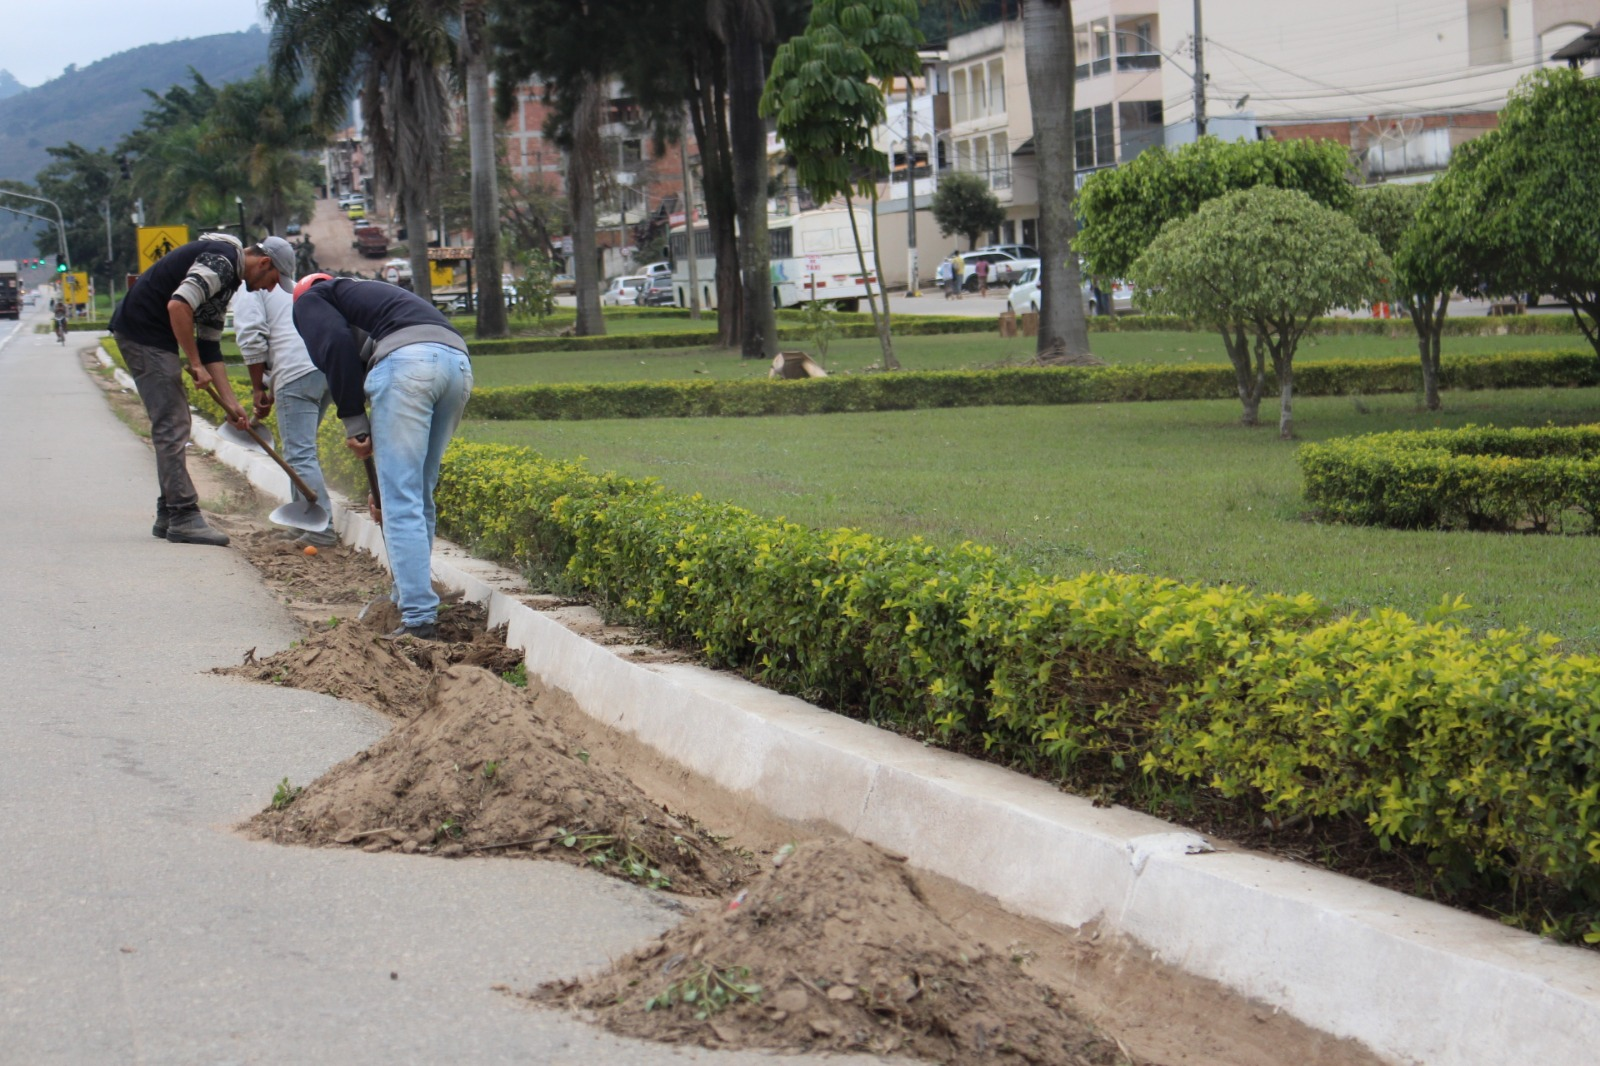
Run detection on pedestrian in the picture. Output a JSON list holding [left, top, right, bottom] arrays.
[[951, 252, 965, 300], [290, 274, 474, 640], [52, 299, 67, 343], [110, 233, 295, 547], [974, 256, 990, 298], [935, 257, 954, 300], [236, 280, 337, 548]]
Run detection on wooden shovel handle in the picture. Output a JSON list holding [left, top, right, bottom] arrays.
[[198, 382, 320, 504], [362, 456, 380, 508]]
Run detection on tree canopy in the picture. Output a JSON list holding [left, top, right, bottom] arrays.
[[1077, 135, 1355, 278]]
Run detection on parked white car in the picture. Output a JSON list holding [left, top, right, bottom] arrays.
[[955, 250, 1038, 291], [1006, 267, 1097, 317], [601, 275, 648, 305]]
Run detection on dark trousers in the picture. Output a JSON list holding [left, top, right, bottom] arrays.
[[116, 334, 199, 514]]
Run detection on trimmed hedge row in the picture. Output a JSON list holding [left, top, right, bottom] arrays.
[[433, 441, 1600, 939], [465, 349, 1600, 422], [1301, 424, 1600, 533]]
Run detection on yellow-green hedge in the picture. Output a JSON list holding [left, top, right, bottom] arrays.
[[1301, 424, 1600, 533], [434, 441, 1600, 941]]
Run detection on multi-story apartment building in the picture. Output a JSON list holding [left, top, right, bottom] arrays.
[[943, 17, 1037, 248], [1158, 0, 1600, 179]]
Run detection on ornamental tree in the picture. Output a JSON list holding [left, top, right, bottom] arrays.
[[1130, 186, 1390, 438], [930, 170, 1003, 250]]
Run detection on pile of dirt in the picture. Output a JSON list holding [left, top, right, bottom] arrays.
[[539, 837, 1134, 1065], [247, 664, 752, 896]]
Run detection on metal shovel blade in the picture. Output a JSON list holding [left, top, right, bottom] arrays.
[[269, 497, 331, 533], [217, 421, 267, 451]]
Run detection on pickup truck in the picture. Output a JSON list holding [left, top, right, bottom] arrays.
[[0, 260, 18, 319], [352, 226, 389, 258]]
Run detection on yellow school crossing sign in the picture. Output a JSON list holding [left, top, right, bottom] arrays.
[[137, 225, 189, 272], [61, 272, 90, 305]]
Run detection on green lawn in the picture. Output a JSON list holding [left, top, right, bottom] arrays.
[[460, 384, 1600, 649], [466, 328, 1585, 388]]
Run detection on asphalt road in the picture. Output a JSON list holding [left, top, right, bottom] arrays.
[[0, 306, 880, 1065]]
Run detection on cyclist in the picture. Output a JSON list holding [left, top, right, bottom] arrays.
[[53, 299, 68, 344]]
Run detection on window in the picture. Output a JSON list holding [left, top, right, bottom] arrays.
[[1094, 104, 1114, 166], [987, 59, 1005, 115], [1074, 24, 1092, 80], [1021, 218, 1037, 249], [972, 65, 987, 116], [1074, 106, 1116, 169], [770, 226, 793, 260], [991, 132, 1011, 188], [1093, 19, 1112, 75], [952, 69, 969, 124]]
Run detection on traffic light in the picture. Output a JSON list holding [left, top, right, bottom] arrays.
[[56, 262, 66, 274]]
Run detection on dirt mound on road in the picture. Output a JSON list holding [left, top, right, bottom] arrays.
[[540, 837, 1132, 1065], [247, 664, 752, 896]]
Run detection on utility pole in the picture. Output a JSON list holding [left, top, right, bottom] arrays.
[[678, 108, 702, 320], [905, 71, 920, 298], [1192, 0, 1207, 137]]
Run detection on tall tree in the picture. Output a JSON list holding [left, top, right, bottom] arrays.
[[714, 0, 778, 359], [1023, 0, 1090, 362], [265, 0, 458, 304], [461, 0, 508, 338], [762, 0, 923, 371], [930, 169, 1003, 250]]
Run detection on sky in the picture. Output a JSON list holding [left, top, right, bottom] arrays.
[[1, 0, 266, 88]]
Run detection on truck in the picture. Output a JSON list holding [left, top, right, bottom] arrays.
[[0, 260, 18, 320], [352, 225, 389, 258]]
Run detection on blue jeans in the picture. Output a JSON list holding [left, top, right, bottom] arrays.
[[274, 369, 335, 542], [365, 343, 473, 627]]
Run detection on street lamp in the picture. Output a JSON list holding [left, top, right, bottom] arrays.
[[0, 189, 70, 271]]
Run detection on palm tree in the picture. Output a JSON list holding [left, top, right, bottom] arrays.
[[206, 74, 320, 236], [1022, 0, 1091, 361], [712, 0, 777, 360], [461, 0, 507, 337], [265, 0, 457, 304]]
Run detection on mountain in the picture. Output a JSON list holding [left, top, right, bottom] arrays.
[[0, 70, 26, 102], [0, 28, 271, 185]]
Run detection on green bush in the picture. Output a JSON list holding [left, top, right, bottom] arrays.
[[1301, 424, 1600, 533], [465, 349, 1600, 422], [431, 441, 1600, 940]]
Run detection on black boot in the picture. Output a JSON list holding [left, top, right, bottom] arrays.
[[152, 497, 171, 539], [166, 509, 229, 547]]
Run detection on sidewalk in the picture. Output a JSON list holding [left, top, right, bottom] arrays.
[[0, 310, 869, 1065]]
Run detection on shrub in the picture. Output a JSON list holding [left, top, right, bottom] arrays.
[[1301, 424, 1600, 533]]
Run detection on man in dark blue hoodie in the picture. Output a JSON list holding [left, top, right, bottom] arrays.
[[291, 274, 473, 640]]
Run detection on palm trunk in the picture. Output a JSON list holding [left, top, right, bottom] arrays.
[[1024, 0, 1091, 361], [569, 77, 605, 337], [463, 0, 507, 338], [404, 186, 433, 304], [728, 17, 775, 360]]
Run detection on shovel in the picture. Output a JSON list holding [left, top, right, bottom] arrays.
[[198, 382, 331, 533], [355, 448, 391, 621]]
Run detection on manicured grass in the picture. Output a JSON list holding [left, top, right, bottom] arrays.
[[460, 384, 1600, 649], [465, 328, 1585, 388], [454, 312, 721, 338]]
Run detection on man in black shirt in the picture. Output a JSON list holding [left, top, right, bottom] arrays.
[[291, 274, 473, 639], [111, 234, 294, 546]]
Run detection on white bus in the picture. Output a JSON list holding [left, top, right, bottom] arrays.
[[667, 206, 877, 312]]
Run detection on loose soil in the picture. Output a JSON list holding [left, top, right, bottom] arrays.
[[89, 350, 1388, 1066]]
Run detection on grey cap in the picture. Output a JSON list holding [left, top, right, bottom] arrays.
[[253, 235, 296, 292]]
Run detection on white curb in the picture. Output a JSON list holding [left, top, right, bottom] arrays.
[[131, 340, 1597, 1066]]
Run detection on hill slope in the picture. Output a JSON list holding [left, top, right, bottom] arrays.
[[0, 71, 26, 102], [0, 28, 271, 185]]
